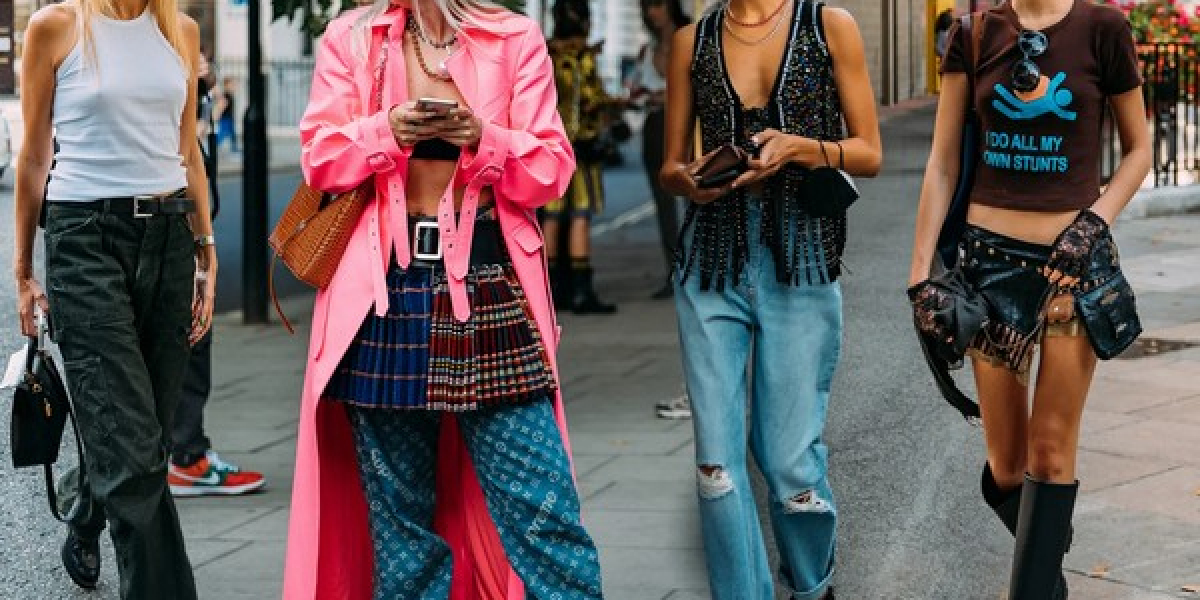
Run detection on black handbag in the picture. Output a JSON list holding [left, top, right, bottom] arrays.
[[937, 13, 983, 269], [798, 141, 859, 218], [1076, 272, 1142, 360], [10, 325, 87, 522]]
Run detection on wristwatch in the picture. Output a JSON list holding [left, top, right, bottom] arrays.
[[194, 234, 216, 248]]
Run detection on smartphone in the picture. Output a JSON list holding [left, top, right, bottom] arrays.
[[416, 97, 459, 116]]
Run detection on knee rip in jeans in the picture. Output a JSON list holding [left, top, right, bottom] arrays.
[[781, 490, 832, 514], [697, 466, 733, 500]]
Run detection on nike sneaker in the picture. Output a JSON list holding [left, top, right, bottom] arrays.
[[168, 452, 266, 497]]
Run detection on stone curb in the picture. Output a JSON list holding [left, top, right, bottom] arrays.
[[1123, 184, 1200, 220]]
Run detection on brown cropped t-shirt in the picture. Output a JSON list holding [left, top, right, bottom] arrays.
[[941, 1, 1142, 212]]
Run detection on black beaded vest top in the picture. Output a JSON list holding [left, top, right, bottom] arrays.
[[680, 0, 846, 290]]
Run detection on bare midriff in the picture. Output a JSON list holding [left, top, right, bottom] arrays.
[[967, 204, 1081, 246], [404, 159, 494, 217]]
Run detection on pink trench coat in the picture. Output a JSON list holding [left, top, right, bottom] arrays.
[[282, 7, 577, 599]]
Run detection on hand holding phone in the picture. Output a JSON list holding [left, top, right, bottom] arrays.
[[415, 97, 459, 118]]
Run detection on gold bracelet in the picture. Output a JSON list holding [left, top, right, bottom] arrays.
[[193, 234, 216, 247]]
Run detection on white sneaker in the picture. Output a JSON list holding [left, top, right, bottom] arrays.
[[655, 394, 692, 419]]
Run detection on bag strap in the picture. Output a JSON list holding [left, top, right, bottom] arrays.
[[44, 404, 87, 523], [961, 12, 983, 117], [31, 313, 90, 524], [271, 35, 392, 332]]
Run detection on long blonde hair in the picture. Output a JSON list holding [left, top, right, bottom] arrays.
[[353, 0, 505, 59], [75, 0, 190, 75]]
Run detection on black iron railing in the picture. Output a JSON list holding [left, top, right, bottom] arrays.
[[1104, 42, 1200, 187], [216, 58, 316, 129]]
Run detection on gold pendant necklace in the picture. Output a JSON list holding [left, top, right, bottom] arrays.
[[407, 24, 453, 82]]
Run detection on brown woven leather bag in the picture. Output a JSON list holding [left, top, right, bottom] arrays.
[[268, 182, 372, 332], [268, 37, 391, 333]]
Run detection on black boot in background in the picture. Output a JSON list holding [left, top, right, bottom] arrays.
[[570, 260, 616, 314], [982, 465, 1069, 599], [1008, 475, 1078, 600], [548, 258, 572, 310]]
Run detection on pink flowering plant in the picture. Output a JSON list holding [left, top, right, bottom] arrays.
[[1100, 0, 1200, 42]]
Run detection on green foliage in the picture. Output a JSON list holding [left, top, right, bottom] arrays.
[[272, 0, 526, 40]]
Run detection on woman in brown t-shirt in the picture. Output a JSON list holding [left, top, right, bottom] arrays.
[[908, 1, 1150, 598]]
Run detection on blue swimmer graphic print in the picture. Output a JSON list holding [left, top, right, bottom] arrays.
[[993, 72, 1078, 121]]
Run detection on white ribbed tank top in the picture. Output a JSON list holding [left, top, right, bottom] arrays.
[[46, 9, 188, 202]]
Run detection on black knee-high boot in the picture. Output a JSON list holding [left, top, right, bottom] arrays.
[[1008, 474, 1078, 600], [982, 466, 1069, 599], [547, 257, 572, 310], [570, 259, 616, 314]]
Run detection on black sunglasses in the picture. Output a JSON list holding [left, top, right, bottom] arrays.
[[1011, 29, 1048, 93]]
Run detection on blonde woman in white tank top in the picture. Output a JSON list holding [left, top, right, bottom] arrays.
[[14, 0, 213, 596]]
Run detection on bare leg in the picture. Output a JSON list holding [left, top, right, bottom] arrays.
[[1028, 335, 1097, 482], [973, 356, 1030, 490], [568, 215, 591, 259], [542, 218, 562, 261]]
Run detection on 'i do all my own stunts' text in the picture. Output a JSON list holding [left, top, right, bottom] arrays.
[[982, 131, 1068, 173]]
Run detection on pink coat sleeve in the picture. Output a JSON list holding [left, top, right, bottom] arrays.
[[301, 20, 411, 193], [459, 27, 576, 210]]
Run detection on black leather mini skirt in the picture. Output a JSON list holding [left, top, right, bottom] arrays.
[[959, 225, 1122, 378]]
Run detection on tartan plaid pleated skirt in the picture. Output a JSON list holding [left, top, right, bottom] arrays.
[[324, 257, 557, 412]]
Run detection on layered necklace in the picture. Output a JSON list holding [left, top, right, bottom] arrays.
[[723, 0, 790, 46], [407, 13, 456, 82]]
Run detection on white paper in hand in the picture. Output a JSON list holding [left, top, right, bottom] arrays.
[[2, 345, 28, 389]]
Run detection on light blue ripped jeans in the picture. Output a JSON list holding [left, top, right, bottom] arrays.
[[674, 201, 843, 600]]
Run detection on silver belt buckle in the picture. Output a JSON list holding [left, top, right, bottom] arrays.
[[412, 221, 443, 261], [132, 195, 156, 219]]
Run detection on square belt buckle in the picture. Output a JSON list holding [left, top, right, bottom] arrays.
[[412, 221, 443, 261], [133, 195, 157, 219]]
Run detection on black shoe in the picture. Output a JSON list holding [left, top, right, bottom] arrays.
[[1009, 475, 1078, 600], [651, 282, 674, 300], [982, 465, 1069, 599], [62, 529, 100, 589], [571, 267, 616, 314]]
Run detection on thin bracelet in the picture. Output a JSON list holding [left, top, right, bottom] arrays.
[[193, 234, 216, 247]]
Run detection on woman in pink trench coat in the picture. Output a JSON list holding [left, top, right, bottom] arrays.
[[282, 2, 602, 598]]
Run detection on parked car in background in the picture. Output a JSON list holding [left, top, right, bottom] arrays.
[[0, 110, 11, 179]]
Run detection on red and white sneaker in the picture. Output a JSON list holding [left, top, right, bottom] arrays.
[[168, 451, 266, 497]]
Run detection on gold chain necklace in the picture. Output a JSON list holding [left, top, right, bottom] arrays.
[[723, 3, 789, 46], [407, 22, 453, 82], [407, 13, 457, 49]]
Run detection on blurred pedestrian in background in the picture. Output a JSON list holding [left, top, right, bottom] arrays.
[[660, 0, 882, 597], [634, 0, 691, 301], [544, 0, 620, 314], [167, 50, 265, 499], [214, 77, 239, 154], [15, 0, 216, 595], [934, 8, 954, 62]]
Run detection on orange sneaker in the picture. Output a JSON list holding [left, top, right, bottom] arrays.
[[168, 451, 266, 497]]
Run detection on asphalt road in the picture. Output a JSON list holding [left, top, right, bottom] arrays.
[[0, 107, 1015, 599]]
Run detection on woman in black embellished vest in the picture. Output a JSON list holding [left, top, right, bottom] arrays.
[[659, 1, 881, 598]]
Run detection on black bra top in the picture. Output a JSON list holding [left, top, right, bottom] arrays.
[[411, 138, 462, 162]]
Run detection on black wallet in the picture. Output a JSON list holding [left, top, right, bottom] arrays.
[[694, 144, 749, 189]]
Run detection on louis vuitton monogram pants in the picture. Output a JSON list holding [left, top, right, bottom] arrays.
[[345, 398, 603, 600]]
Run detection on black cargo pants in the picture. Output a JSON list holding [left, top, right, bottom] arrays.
[[44, 202, 199, 600]]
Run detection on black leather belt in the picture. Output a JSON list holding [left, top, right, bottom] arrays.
[[407, 217, 508, 269], [51, 190, 193, 218]]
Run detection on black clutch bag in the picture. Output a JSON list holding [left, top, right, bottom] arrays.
[[1076, 272, 1142, 360], [797, 141, 859, 218]]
